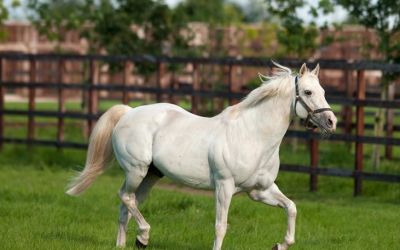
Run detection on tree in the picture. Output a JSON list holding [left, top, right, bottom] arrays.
[[28, 0, 87, 45], [0, 0, 20, 41], [173, 0, 244, 25], [28, 0, 194, 76], [28, 0, 190, 57], [336, 0, 400, 63], [0, 2, 8, 40], [264, 0, 333, 58]]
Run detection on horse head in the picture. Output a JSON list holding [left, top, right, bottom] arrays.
[[294, 63, 337, 136]]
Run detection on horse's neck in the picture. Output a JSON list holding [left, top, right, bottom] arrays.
[[235, 91, 293, 143], [255, 97, 291, 134]]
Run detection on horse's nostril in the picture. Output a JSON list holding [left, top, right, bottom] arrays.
[[327, 118, 333, 127]]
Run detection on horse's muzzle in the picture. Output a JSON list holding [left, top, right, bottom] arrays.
[[302, 111, 337, 135], [323, 111, 337, 132]]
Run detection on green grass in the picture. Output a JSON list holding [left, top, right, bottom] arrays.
[[0, 158, 399, 250]]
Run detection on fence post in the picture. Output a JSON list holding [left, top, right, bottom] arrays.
[[385, 83, 395, 159], [309, 131, 319, 192], [192, 63, 199, 114], [156, 62, 163, 103], [28, 57, 36, 144], [122, 60, 130, 105], [343, 69, 354, 137], [0, 57, 3, 150], [57, 59, 65, 149], [87, 59, 98, 136], [169, 71, 176, 104], [354, 70, 365, 196]]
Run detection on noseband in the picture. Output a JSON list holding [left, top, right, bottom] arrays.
[[294, 76, 332, 129]]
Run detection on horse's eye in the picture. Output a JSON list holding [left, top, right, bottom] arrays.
[[304, 90, 312, 96]]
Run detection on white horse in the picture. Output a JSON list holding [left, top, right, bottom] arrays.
[[66, 62, 337, 250]]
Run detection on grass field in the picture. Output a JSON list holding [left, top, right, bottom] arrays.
[[0, 146, 399, 250], [1, 100, 400, 249]]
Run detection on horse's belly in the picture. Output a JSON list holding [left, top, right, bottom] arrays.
[[152, 119, 216, 189], [153, 152, 213, 189]]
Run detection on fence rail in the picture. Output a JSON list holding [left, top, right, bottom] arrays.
[[3, 80, 400, 109], [1, 52, 400, 72], [1, 53, 399, 196]]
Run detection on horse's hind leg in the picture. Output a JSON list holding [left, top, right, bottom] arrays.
[[116, 171, 161, 248], [116, 182, 133, 248], [118, 166, 155, 248]]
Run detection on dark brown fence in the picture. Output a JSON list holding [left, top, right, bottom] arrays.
[[1, 53, 399, 196]]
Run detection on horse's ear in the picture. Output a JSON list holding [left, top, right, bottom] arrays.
[[311, 63, 320, 76], [299, 63, 308, 76]]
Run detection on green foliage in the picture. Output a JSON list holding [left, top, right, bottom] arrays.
[[265, 0, 324, 58], [28, 0, 86, 43], [276, 19, 319, 58], [174, 0, 244, 25], [0, 0, 20, 41], [0, 2, 9, 25], [28, 0, 192, 72], [223, 3, 245, 24], [235, 22, 279, 57]]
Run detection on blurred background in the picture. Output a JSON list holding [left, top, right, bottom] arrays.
[[0, 1, 399, 249]]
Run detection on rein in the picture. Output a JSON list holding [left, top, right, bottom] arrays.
[[294, 76, 332, 129]]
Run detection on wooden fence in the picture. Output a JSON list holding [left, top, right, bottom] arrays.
[[1, 53, 400, 196]]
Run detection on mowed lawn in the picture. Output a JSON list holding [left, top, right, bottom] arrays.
[[0, 147, 399, 250]]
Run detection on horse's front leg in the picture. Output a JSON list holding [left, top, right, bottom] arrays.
[[213, 178, 235, 250], [248, 183, 297, 250]]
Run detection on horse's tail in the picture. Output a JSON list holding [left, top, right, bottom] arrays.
[[66, 104, 131, 196]]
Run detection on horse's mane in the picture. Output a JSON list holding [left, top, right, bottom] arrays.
[[237, 62, 294, 110]]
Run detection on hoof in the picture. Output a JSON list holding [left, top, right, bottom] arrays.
[[135, 238, 147, 249], [272, 243, 280, 250]]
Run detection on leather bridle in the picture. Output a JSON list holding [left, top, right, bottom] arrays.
[[294, 76, 332, 129]]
